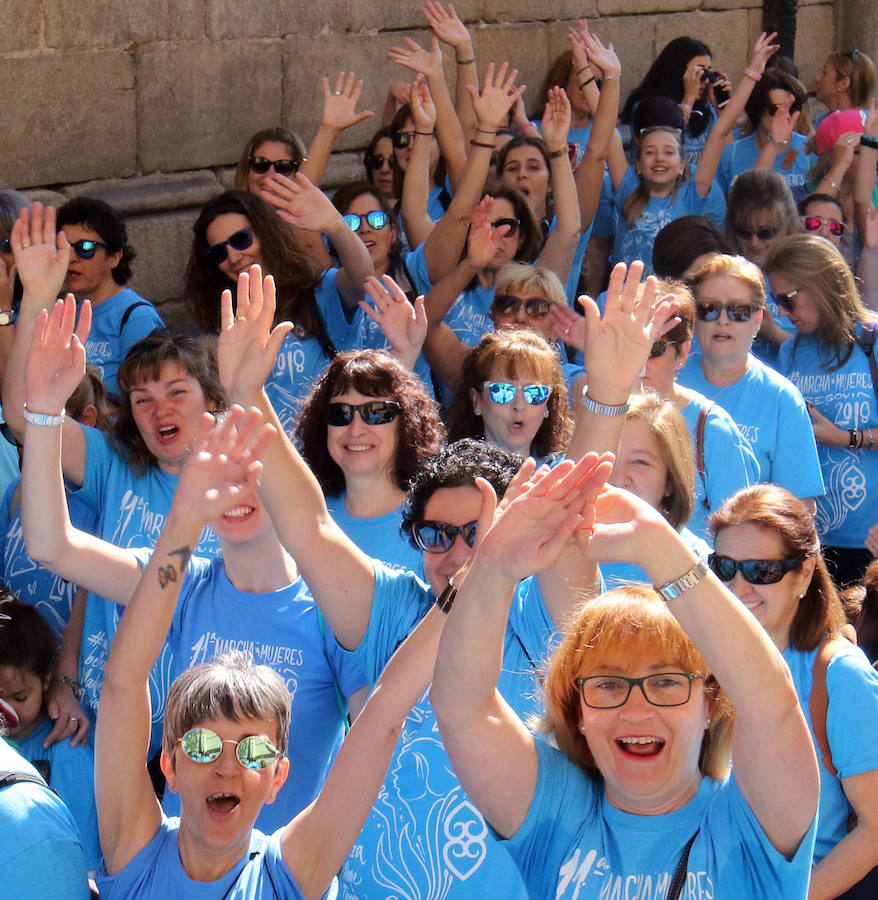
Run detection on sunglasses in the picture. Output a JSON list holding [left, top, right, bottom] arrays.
[[203, 226, 254, 267], [179, 727, 280, 770], [0, 237, 10, 254], [695, 302, 755, 323], [249, 156, 300, 177], [343, 210, 389, 233], [484, 382, 551, 405], [326, 400, 402, 427], [803, 215, 845, 237], [649, 340, 680, 358], [70, 239, 112, 260], [492, 294, 551, 319], [364, 153, 391, 171], [392, 131, 415, 149], [734, 225, 779, 242], [412, 520, 478, 554], [491, 217, 520, 237], [708, 553, 805, 585], [772, 288, 801, 313]]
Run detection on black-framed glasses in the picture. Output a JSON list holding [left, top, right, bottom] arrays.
[[491, 217, 520, 237], [649, 340, 681, 358], [392, 131, 415, 149], [576, 673, 702, 709], [734, 225, 779, 242], [412, 520, 478, 554], [492, 294, 551, 319], [484, 382, 551, 405], [326, 400, 402, 427], [803, 215, 845, 237], [70, 239, 112, 260], [203, 226, 254, 267], [249, 156, 300, 177], [179, 727, 280, 770], [0, 237, 10, 254], [343, 210, 389, 233], [708, 553, 805, 585], [364, 153, 391, 171], [771, 288, 801, 313], [695, 302, 755, 323]]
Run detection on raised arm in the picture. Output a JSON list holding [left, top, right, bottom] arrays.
[[21, 296, 141, 603], [261, 171, 373, 309], [217, 266, 377, 650], [423, 2, 478, 135], [96, 407, 273, 875], [399, 74, 441, 248]]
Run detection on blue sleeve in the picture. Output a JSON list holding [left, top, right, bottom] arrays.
[[321, 616, 369, 698], [826, 648, 878, 779], [405, 244, 433, 296], [698, 180, 727, 228], [314, 268, 363, 352]]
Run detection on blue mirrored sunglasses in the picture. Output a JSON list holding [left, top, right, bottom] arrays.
[[484, 382, 551, 405]]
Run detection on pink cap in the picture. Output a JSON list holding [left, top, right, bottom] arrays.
[[816, 108, 868, 156]]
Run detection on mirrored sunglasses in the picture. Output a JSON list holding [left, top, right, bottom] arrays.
[[249, 156, 300, 177], [708, 553, 805, 585], [649, 340, 680, 358], [695, 302, 754, 323], [412, 519, 478, 554], [484, 382, 551, 405], [0, 237, 10, 254], [179, 727, 280, 770], [343, 210, 389, 233], [493, 294, 551, 319], [70, 239, 112, 260], [203, 226, 254, 267], [734, 225, 779, 242], [771, 289, 801, 313], [491, 217, 520, 237], [364, 153, 391, 171], [325, 400, 402, 427], [803, 215, 845, 237], [392, 131, 415, 149]]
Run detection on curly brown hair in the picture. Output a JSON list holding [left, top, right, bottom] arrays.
[[296, 350, 446, 496]]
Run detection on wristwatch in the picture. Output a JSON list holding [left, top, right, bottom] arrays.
[[654, 560, 708, 602], [0, 309, 14, 326]]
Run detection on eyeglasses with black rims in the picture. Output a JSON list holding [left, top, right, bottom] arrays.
[[771, 288, 801, 313], [343, 211, 389, 233], [708, 553, 805, 585], [483, 382, 551, 405], [202, 226, 254, 267], [325, 400, 403, 427], [412, 520, 478, 554], [249, 156, 300, 177], [694, 302, 755, 323], [492, 294, 552, 319], [178, 727, 280, 770], [575, 673, 702, 709]]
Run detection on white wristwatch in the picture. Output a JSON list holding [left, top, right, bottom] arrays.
[[0, 309, 14, 326]]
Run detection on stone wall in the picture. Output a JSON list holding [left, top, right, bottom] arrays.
[[0, 0, 837, 322]]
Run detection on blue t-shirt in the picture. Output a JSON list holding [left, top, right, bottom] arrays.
[[74, 426, 220, 753], [783, 642, 878, 863], [681, 391, 760, 540], [0, 477, 97, 645], [341, 565, 555, 900], [507, 738, 816, 900], [95, 818, 304, 899], [265, 269, 364, 437], [11, 716, 101, 871], [84, 288, 164, 400], [778, 331, 878, 547], [0, 737, 90, 899], [161, 555, 366, 833], [717, 132, 815, 202], [611, 178, 726, 275], [326, 493, 424, 578], [678, 354, 825, 500]]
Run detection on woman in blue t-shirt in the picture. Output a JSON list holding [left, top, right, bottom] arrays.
[[711, 484, 878, 897]]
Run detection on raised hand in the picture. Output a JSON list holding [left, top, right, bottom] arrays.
[[766, 105, 800, 148], [832, 130, 861, 174], [422, 2, 471, 51], [321, 72, 374, 132], [466, 196, 505, 269], [25, 294, 91, 414], [466, 61, 525, 132], [359, 275, 427, 367], [410, 73, 437, 133], [579, 27, 620, 80], [540, 86, 572, 150], [682, 61, 705, 107], [12, 203, 70, 302], [548, 302, 587, 353], [261, 171, 341, 233], [387, 35, 444, 80], [748, 31, 779, 76]]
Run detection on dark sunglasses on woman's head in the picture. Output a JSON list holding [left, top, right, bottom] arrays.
[[491, 217, 520, 237], [803, 215, 845, 237], [708, 553, 805, 585], [695, 302, 754, 323], [412, 520, 478, 554], [179, 728, 280, 769], [248, 156, 300, 177], [0, 237, 10, 254], [484, 382, 551, 405], [325, 400, 403, 427], [772, 288, 801, 313], [392, 131, 415, 149], [364, 153, 391, 171], [734, 225, 779, 243], [649, 340, 681, 358], [492, 294, 551, 319], [70, 239, 112, 260], [202, 226, 254, 267], [343, 210, 389, 233]]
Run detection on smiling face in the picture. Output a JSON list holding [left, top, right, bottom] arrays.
[[420, 485, 482, 597], [636, 130, 685, 195], [0, 666, 47, 741], [610, 417, 670, 513], [342, 192, 395, 274], [205, 212, 262, 283], [713, 522, 815, 650], [578, 651, 709, 814], [326, 387, 401, 486], [161, 714, 289, 862], [61, 222, 123, 303], [247, 140, 296, 194], [472, 362, 549, 457], [128, 361, 213, 474], [693, 274, 762, 368], [767, 272, 820, 334], [501, 145, 550, 220]]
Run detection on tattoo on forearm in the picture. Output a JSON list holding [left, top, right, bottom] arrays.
[[156, 546, 193, 589]]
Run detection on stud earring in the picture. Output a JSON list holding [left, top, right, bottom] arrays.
[[474, 407, 481, 416]]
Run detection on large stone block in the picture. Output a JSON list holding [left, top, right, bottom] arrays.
[[652, 10, 749, 77], [794, 4, 835, 88], [597, 0, 696, 15], [0, 0, 41, 53], [44, 0, 202, 48], [573, 15, 654, 103], [349, 0, 481, 34], [704, 0, 759, 10], [137, 40, 285, 172], [481, 0, 597, 23], [62, 170, 224, 215], [0, 52, 135, 189], [206, 0, 350, 40]]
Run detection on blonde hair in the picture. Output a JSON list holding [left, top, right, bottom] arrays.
[[688, 254, 766, 308], [493, 263, 566, 310], [827, 50, 876, 108]]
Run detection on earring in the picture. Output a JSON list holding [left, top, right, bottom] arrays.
[[544, 407, 550, 418], [474, 407, 481, 416], [579, 723, 587, 734]]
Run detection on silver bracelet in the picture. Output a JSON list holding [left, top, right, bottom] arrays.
[[654, 560, 708, 602], [23, 403, 66, 427], [581, 389, 629, 417]]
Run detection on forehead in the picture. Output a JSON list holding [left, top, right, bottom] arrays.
[[695, 274, 754, 302], [640, 131, 680, 152], [253, 140, 293, 160], [330, 386, 392, 403], [714, 521, 787, 557], [206, 212, 251, 243], [689, 54, 711, 69], [345, 193, 383, 215], [490, 196, 516, 219], [422, 485, 482, 524], [375, 136, 393, 154], [194, 713, 280, 743], [504, 145, 547, 167], [744, 207, 781, 229], [61, 222, 102, 241], [767, 89, 793, 106], [619, 417, 662, 455], [129, 360, 198, 392], [803, 199, 843, 220], [0, 666, 39, 692]]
